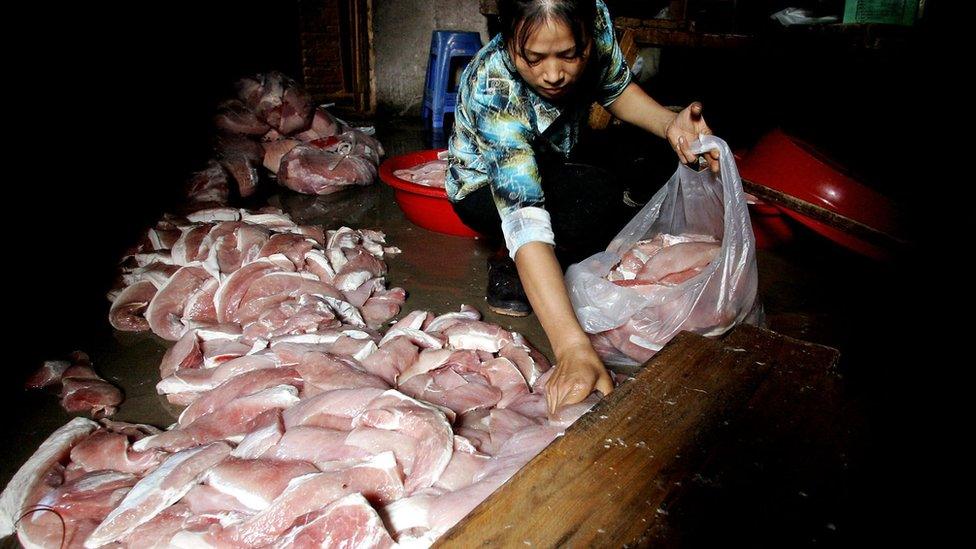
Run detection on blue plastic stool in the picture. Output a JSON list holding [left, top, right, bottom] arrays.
[[421, 31, 483, 130]]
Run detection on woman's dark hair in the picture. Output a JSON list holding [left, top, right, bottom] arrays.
[[499, 0, 596, 61]]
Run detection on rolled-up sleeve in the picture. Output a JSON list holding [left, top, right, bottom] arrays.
[[474, 92, 555, 259], [593, 0, 632, 107]]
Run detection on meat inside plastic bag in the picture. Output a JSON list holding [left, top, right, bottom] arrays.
[[566, 135, 762, 365]]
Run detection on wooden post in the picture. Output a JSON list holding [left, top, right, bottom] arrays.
[[588, 27, 638, 130]]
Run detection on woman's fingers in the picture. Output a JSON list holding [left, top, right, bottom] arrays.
[[595, 370, 614, 397], [545, 369, 561, 415], [677, 136, 694, 164], [547, 367, 599, 414], [548, 367, 573, 415], [708, 149, 721, 173]]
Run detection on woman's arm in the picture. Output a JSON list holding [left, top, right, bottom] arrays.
[[514, 241, 614, 414], [607, 82, 720, 172]]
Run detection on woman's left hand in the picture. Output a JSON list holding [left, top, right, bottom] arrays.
[[665, 102, 720, 173]]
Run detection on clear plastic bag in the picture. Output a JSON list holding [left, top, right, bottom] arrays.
[[566, 134, 761, 365]]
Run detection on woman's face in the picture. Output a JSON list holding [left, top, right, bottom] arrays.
[[509, 17, 591, 102]]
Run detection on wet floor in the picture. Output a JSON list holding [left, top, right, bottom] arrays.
[[1, 117, 920, 547]]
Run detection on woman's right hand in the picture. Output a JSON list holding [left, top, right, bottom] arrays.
[[545, 340, 614, 415], [510, 241, 614, 415]]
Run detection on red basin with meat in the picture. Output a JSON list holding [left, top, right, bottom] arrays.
[[379, 149, 480, 238]]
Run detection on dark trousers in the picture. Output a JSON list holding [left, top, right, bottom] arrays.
[[452, 156, 633, 268]]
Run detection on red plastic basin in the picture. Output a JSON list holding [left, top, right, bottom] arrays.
[[379, 149, 480, 238], [737, 129, 899, 260]]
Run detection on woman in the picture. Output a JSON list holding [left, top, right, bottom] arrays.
[[446, 0, 720, 413]]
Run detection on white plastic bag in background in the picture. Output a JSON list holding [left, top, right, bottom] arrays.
[[566, 134, 761, 366]]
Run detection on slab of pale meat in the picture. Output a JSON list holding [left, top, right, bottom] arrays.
[[277, 82, 314, 135], [221, 155, 260, 199], [278, 143, 376, 195], [235, 271, 344, 325], [394, 347, 457, 385], [170, 224, 214, 265], [262, 426, 372, 466], [462, 357, 530, 408], [314, 106, 342, 137], [498, 333, 551, 387], [362, 286, 407, 329], [223, 451, 403, 547], [134, 385, 300, 452], [282, 387, 386, 430], [114, 503, 192, 548], [17, 470, 136, 549], [83, 441, 232, 548], [183, 483, 256, 515], [177, 367, 303, 427], [203, 457, 318, 512], [397, 368, 502, 415], [27, 352, 124, 418], [434, 436, 490, 491], [214, 259, 289, 324], [156, 354, 280, 400], [109, 280, 157, 331], [424, 304, 481, 332], [354, 390, 454, 493], [257, 232, 316, 269], [443, 320, 520, 353], [200, 221, 268, 274], [231, 409, 285, 459], [636, 240, 721, 284], [145, 264, 217, 340], [69, 428, 162, 475], [36, 470, 137, 521], [361, 336, 419, 385], [295, 352, 389, 396], [263, 138, 302, 174], [394, 158, 447, 188], [310, 129, 382, 164], [272, 492, 396, 549], [60, 367, 124, 418], [158, 329, 204, 378], [0, 417, 97, 537]]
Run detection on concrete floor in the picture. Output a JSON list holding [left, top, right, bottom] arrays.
[[1, 118, 917, 547]]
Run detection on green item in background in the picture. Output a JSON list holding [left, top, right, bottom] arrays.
[[843, 0, 919, 25]]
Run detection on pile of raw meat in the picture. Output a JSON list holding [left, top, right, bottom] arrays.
[[2, 304, 596, 547], [108, 207, 406, 341], [393, 153, 447, 189], [188, 71, 384, 204], [588, 233, 724, 364], [2, 202, 606, 547]]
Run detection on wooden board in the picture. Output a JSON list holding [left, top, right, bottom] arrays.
[[436, 325, 859, 547]]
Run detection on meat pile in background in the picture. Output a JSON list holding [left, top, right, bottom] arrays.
[[25, 352, 123, 419], [1, 303, 605, 547], [393, 153, 448, 189], [590, 233, 723, 364], [188, 71, 384, 205], [108, 206, 406, 346]]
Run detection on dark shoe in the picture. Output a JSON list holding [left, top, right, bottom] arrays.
[[486, 253, 531, 317]]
